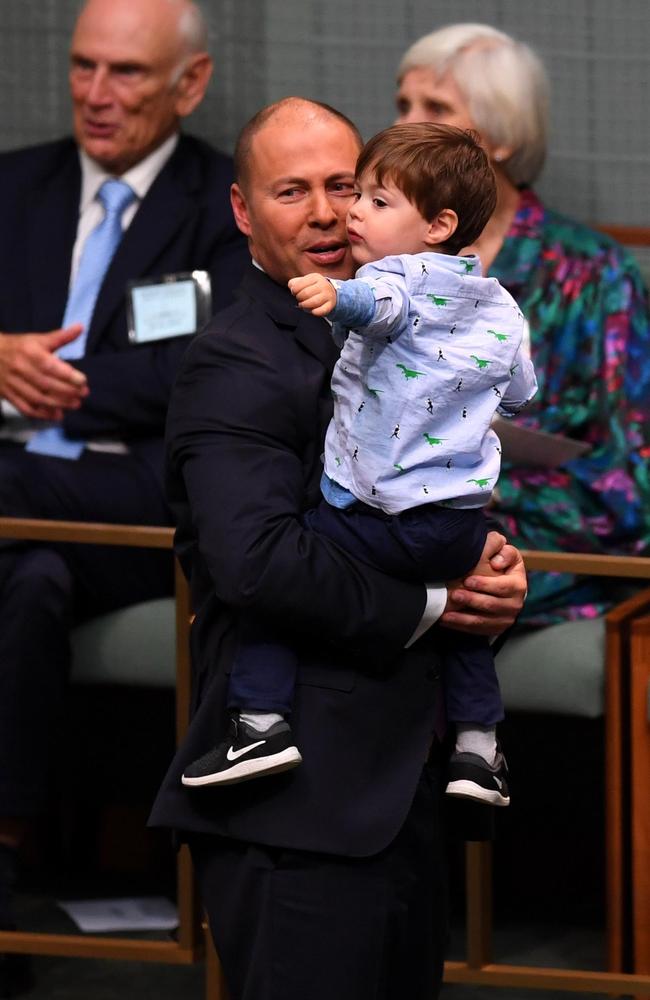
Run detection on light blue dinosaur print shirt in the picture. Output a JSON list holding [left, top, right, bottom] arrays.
[[322, 252, 537, 514]]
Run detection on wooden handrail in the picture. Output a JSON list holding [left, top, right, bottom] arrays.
[[597, 224, 650, 247], [522, 549, 650, 579], [1, 522, 646, 575], [0, 516, 173, 548]]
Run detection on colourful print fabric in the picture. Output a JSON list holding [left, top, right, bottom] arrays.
[[490, 188, 650, 624]]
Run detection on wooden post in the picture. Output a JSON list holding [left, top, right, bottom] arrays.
[[465, 841, 493, 968]]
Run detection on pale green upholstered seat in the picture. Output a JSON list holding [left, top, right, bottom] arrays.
[[70, 597, 177, 688], [69, 599, 607, 720], [495, 618, 605, 719]]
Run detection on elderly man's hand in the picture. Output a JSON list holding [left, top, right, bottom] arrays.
[[0, 326, 89, 420], [288, 273, 338, 316], [440, 530, 527, 636]]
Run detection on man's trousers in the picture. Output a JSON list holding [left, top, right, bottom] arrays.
[[190, 760, 448, 1000]]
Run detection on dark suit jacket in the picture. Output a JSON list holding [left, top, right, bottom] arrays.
[[150, 265, 444, 857], [0, 134, 249, 483]]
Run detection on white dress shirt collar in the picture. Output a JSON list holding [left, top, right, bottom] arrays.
[[78, 132, 180, 211]]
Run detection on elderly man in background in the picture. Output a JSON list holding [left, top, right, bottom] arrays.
[[0, 0, 247, 988]]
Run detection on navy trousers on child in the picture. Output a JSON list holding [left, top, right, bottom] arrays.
[[228, 500, 504, 727]]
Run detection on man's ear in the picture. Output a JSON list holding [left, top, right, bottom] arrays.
[[424, 208, 458, 248], [230, 183, 252, 237], [174, 53, 213, 118]]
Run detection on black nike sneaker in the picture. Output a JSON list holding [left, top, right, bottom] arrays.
[[445, 747, 510, 807], [181, 717, 302, 787]]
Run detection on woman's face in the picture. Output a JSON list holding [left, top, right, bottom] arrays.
[[395, 66, 477, 131]]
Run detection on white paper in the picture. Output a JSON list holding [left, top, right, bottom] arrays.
[[492, 416, 591, 468], [57, 896, 179, 933]]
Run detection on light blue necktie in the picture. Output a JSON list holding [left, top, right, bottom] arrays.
[[27, 178, 136, 459]]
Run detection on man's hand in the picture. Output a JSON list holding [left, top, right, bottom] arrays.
[[288, 274, 338, 316], [439, 530, 527, 636], [0, 326, 89, 420]]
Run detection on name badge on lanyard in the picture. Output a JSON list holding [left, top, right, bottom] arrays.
[[127, 271, 212, 344]]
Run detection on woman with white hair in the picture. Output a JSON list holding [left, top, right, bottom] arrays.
[[395, 23, 650, 625]]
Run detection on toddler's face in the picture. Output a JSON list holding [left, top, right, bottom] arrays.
[[346, 170, 431, 266]]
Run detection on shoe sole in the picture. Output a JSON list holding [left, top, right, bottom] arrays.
[[445, 779, 510, 807], [181, 747, 303, 787]]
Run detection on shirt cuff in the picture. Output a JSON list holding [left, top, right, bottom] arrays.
[[404, 584, 446, 648], [328, 278, 376, 328], [1, 400, 22, 419]]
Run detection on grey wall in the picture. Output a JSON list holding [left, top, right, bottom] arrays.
[[1, 0, 649, 226]]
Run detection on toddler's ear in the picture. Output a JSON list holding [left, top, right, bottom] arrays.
[[424, 208, 458, 248]]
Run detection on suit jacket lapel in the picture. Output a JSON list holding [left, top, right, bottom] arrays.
[[294, 309, 340, 375], [241, 266, 340, 375], [28, 144, 80, 331], [85, 137, 197, 352]]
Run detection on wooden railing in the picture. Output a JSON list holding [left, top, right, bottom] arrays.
[[445, 548, 650, 995], [0, 518, 202, 965]]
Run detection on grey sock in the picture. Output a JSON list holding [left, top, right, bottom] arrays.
[[455, 724, 497, 765], [239, 710, 285, 732]]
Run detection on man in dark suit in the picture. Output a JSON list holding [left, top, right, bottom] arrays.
[[150, 97, 527, 1000], [0, 0, 247, 978]]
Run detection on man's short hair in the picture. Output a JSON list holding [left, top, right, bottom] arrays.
[[397, 23, 549, 186], [233, 97, 363, 193], [356, 122, 497, 255]]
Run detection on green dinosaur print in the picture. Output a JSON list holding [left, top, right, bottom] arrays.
[[335, 456, 342, 467], [462, 261, 476, 273], [509, 364, 519, 377], [487, 329, 509, 342], [426, 294, 448, 306], [366, 386, 384, 398], [423, 433, 445, 446], [394, 463, 405, 473], [470, 355, 491, 370], [396, 363, 426, 380], [467, 477, 492, 488]]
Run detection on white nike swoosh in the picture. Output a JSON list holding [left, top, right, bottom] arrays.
[[226, 740, 266, 761], [493, 776, 503, 789]]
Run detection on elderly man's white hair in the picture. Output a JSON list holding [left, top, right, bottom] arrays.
[[75, 0, 208, 56], [398, 23, 549, 187], [168, 0, 209, 86], [176, 0, 208, 54]]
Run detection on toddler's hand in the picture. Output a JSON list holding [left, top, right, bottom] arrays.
[[288, 274, 337, 316]]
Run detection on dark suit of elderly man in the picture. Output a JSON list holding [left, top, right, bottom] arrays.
[[0, 0, 248, 981], [151, 97, 528, 1000]]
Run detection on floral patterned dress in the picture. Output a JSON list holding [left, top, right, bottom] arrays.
[[490, 189, 650, 624]]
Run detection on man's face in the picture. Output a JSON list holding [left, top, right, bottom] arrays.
[[346, 170, 432, 267], [69, 0, 206, 174], [231, 113, 361, 286]]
